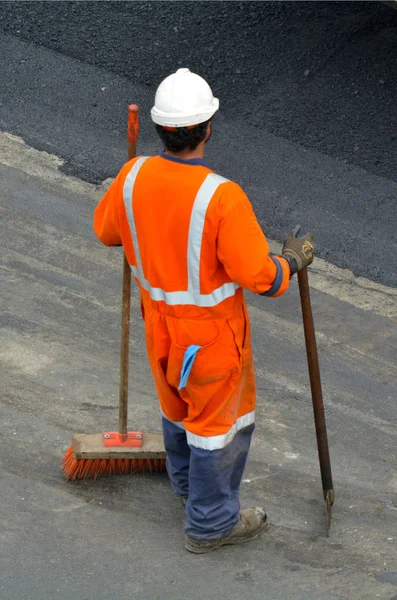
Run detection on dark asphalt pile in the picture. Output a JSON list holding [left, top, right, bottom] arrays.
[[1, 1, 396, 180], [0, 1, 396, 286]]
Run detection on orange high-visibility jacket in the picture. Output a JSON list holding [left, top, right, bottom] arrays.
[[94, 154, 290, 449]]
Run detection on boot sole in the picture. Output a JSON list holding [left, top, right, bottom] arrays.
[[185, 515, 269, 554]]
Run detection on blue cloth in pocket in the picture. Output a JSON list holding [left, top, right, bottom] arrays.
[[178, 345, 201, 390]]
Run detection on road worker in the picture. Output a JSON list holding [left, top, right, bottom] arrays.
[[94, 68, 314, 553]]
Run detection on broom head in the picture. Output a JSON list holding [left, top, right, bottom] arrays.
[[62, 433, 167, 480]]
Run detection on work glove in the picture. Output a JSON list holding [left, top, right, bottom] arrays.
[[282, 225, 314, 276]]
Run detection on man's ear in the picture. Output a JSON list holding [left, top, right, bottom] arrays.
[[205, 121, 212, 142]]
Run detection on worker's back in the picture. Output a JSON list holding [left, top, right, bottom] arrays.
[[94, 151, 288, 322], [117, 153, 243, 319]]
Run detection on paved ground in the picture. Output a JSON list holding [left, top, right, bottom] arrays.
[[1, 133, 397, 600], [1, 3, 397, 598], [0, 2, 397, 286]]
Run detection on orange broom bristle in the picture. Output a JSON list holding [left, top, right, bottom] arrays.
[[62, 445, 167, 481]]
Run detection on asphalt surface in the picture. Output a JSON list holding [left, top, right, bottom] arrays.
[[1, 133, 397, 600], [1, 1, 397, 286]]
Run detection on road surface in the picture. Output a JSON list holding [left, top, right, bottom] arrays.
[[1, 3, 397, 598], [1, 133, 396, 600], [0, 1, 397, 285]]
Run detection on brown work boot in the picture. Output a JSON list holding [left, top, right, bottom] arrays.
[[184, 507, 268, 554]]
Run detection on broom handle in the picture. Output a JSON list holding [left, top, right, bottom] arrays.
[[297, 267, 334, 500], [119, 105, 139, 434]]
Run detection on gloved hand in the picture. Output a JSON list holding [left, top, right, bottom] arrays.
[[282, 225, 314, 275]]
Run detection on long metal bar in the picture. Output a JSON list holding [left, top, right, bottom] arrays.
[[297, 267, 335, 534]]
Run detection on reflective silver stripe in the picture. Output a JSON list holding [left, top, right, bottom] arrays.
[[122, 160, 239, 307], [161, 411, 185, 430], [162, 410, 255, 450], [131, 266, 237, 306], [186, 411, 255, 451], [123, 156, 149, 274], [187, 174, 228, 292]]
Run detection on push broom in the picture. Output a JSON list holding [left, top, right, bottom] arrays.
[[62, 105, 166, 480]]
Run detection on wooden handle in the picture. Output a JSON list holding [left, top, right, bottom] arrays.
[[297, 267, 334, 499], [119, 105, 139, 434], [127, 104, 139, 161], [119, 254, 132, 434]]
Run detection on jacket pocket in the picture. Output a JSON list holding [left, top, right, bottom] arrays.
[[166, 319, 240, 390], [227, 302, 252, 368]]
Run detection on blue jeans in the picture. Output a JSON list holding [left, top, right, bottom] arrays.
[[162, 418, 254, 540]]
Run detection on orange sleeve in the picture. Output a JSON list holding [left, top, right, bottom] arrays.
[[93, 170, 124, 246], [217, 182, 290, 297]]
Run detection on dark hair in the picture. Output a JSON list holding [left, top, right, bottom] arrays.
[[155, 120, 210, 152]]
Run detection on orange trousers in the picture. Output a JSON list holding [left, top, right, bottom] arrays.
[[142, 294, 256, 442]]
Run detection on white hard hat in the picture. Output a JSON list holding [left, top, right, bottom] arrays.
[[151, 68, 219, 128]]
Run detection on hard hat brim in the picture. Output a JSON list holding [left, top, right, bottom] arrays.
[[151, 98, 219, 128]]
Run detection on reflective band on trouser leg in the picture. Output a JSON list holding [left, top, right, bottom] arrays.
[[123, 164, 239, 308], [162, 418, 190, 499], [185, 423, 255, 540], [185, 410, 255, 450]]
